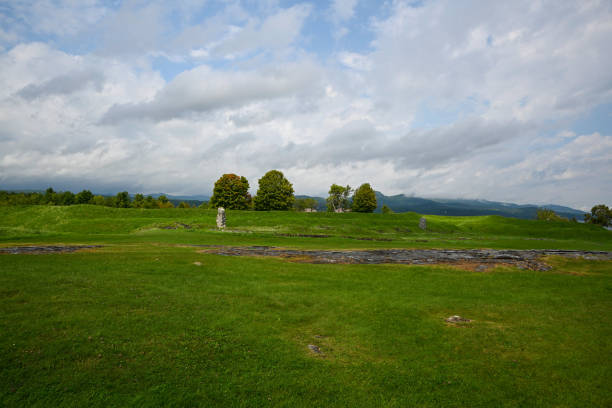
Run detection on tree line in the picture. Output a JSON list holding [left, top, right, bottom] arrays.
[[2, 170, 611, 225], [209, 170, 378, 213], [0, 188, 184, 209], [536, 205, 611, 227], [0, 170, 378, 213]]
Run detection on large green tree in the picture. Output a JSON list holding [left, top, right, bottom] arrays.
[[58, 191, 75, 206], [210, 174, 251, 210], [75, 190, 93, 204], [44, 187, 57, 205], [326, 184, 352, 212], [253, 170, 294, 211], [352, 183, 377, 213], [132, 193, 145, 208], [585, 204, 611, 227], [157, 195, 174, 208], [114, 191, 131, 208]]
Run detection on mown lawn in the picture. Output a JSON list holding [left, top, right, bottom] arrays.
[[1, 206, 611, 406]]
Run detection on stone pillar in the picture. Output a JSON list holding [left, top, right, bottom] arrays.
[[216, 207, 226, 229], [419, 217, 427, 230]]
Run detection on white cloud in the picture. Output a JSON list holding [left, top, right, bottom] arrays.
[[101, 61, 323, 123], [331, 0, 358, 22], [7, 0, 107, 38], [408, 132, 612, 209], [369, 0, 612, 124], [0, 1, 611, 209], [15, 70, 105, 100], [338, 52, 372, 71], [213, 4, 312, 58], [189, 48, 209, 58]]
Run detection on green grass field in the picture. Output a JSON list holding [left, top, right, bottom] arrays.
[[1, 205, 611, 407]]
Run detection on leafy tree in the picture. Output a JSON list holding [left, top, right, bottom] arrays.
[[115, 191, 131, 208], [536, 208, 568, 222], [31, 192, 44, 204], [92, 195, 105, 206], [143, 195, 157, 209], [584, 204, 611, 227], [58, 191, 75, 206], [253, 170, 294, 211], [103, 196, 116, 207], [294, 197, 318, 211], [44, 187, 57, 205], [177, 201, 191, 208], [352, 183, 377, 213], [132, 193, 145, 208], [382, 204, 394, 214], [157, 195, 174, 208], [326, 184, 352, 212], [75, 189, 93, 204], [210, 174, 251, 210]]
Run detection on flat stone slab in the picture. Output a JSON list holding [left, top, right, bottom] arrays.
[[0, 245, 103, 254], [197, 246, 612, 271]]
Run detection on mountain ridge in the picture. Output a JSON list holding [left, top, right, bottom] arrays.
[[296, 192, 585, 220]]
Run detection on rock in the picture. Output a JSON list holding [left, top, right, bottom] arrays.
[[419, 217, 427, 230], [308, 344, 321, 354], [216, 207, 226, 229], [446, 315, 471, 323], [475, 265, 489, 272]]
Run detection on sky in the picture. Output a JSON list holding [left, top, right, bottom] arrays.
[[0, 0, 611, 210]]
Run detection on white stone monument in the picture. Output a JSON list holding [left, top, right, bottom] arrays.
[[216, 207, 226, 229]]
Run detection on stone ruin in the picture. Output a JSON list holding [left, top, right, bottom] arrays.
[[216, 207, 226, 229]]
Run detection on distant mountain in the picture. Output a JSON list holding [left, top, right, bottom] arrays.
[[374, 193, 586, 219], [295, 195, 327, 210], [295, 192, 585, 220]]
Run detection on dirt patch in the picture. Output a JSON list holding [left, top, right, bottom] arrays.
[[0, 245, 103, 255], [197, 246, 612, 271], [308, 344, 322, 354]]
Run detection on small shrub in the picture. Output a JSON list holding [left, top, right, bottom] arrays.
[[382, 204, 394, 214], [536, 208, 567, 222]]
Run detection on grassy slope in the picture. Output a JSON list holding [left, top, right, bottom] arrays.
[[1, 205, 611, 407], [1, 205, 610, 250]]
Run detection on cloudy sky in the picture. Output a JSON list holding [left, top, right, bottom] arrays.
[[1, 0, 611, 209]]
